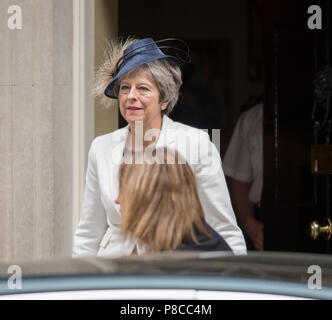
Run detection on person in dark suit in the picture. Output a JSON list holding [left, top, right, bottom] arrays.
[[116, 148, 232, 253]]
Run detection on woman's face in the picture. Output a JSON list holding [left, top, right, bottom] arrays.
[[118, 70, 167, 129]]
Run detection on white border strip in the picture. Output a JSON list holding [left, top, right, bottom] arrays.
[[0, 289, 309, 300]]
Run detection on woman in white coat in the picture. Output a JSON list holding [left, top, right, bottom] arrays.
[[72, 37, 247, 257]]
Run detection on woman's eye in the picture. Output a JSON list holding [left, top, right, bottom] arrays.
[[120, 85, 129, 91], [139, 86, 149, 91]]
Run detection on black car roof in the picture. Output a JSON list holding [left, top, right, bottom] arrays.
[[1, 251, 332, 286]]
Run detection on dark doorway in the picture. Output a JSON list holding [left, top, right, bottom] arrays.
[[118, 0, 263, 155], [118, 0, 332, 253], [260, 0, 332, 253]]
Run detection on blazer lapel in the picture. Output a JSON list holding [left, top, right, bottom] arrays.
[[110, 126, 129, 165]]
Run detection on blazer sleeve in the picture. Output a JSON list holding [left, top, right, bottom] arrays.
[[195, 130, 247, 255], [72, 138, 108, 257]]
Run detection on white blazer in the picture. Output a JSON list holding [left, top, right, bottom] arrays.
[[72, 116, 247, 257]]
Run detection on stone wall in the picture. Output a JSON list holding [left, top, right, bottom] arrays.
[[0, 0, 73, 261]]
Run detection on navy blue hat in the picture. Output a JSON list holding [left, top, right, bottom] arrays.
[[104, 38, 186, 99]]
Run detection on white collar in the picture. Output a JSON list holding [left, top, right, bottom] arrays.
[[110, 115, 176, 164]]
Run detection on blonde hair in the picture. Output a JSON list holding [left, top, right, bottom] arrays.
[[119, 148, 210, 252], [94, 38, 182, 114]]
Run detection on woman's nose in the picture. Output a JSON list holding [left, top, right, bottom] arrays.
[[115, 195, 120, 205], [127, 87, 137, 100]]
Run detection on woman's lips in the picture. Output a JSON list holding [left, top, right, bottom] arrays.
[[127, 106, 142, 111]]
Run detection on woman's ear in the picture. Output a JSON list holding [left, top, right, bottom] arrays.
[[161, 102, 168, 110], [115, 194, 121, 205]]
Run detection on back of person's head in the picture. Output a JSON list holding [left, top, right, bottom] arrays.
[[118, 148, 210, 251]]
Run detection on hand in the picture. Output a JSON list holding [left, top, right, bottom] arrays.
[[245, 218, 264, 251]]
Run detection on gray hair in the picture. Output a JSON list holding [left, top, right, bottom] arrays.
[[94, 38, 182, 114]]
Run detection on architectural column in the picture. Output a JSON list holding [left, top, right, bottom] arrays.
[[0, 0, 95, 261], [95, 0, 119, 136]]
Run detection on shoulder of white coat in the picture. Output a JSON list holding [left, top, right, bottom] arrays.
[[89, 127, 127, 157], [171, 122, 214, 161]]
